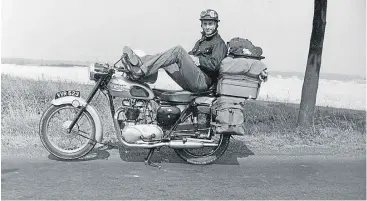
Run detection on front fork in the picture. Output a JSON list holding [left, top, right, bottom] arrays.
[[67, 78, 104, 133]]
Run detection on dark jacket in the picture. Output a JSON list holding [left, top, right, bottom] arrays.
[[189, 32, 228, 85]]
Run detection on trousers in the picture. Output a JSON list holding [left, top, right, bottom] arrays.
[[140, 45, 209, 92]]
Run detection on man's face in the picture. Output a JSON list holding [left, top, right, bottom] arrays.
[[201, 20, 217, 36]]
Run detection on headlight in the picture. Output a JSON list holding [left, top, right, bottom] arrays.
[[88, 63, 108, 81], [88, 63, 96, 80]]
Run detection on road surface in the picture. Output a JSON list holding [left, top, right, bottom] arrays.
[[2, 147, 366, 200]]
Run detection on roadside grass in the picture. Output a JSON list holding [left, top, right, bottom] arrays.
[[1, 74, 366, 155], [239, 100, 366, 148]]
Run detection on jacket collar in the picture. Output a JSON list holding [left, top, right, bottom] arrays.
[[201, 30, 219, 40]]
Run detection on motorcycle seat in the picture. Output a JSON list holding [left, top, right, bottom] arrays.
[[153, 87, 215, 103], [153, 89, 195, 103]]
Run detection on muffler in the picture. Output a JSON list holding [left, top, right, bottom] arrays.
[[168, 141, 204, 149], [168, 141, 217, 149]]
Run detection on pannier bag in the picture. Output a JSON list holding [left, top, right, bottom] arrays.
[[211, 96, 245, 135], [216, 74, 261, 99]]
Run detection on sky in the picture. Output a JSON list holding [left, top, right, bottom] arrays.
[[1, 0, 366, 76]]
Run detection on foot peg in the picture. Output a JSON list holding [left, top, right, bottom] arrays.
[[144, 148, 162, 169]]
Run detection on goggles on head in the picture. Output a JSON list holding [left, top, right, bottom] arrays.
[[200, 10, 217, 18], [200, 9, 219, 21]]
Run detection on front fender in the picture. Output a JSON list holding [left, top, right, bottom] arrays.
[[51, 97, 103, 143]]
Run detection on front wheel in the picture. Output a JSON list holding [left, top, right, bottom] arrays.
[[174, 134, 230, 165], [39, 104, 96, 160]]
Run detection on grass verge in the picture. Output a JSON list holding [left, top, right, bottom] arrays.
[[1, 74, 366, 156]]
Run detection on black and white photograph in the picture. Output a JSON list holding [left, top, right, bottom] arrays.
[[1, 0, 366, 200]]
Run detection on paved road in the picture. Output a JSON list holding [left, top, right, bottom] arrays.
[[2, 147, 366, 200]]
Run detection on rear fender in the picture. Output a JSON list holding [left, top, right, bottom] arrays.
[[51, 97, 103, 142]]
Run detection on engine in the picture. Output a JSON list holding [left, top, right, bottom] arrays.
[[114, 99, 184, 143], [115, 99, 153, 124], [115, 99, 165, 143]]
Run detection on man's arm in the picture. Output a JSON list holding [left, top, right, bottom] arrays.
[[197, 42, 227, 72]]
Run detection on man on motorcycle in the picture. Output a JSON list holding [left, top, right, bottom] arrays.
[[123, 9, 228, 93]]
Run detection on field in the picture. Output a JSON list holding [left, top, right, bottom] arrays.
[[1, 74, 365, 156], [2, 63, 365, 110]]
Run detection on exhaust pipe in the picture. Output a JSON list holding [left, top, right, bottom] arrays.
[[118, 139, 218, 149], [119, 139, 169, 148], [113, 116, 218, 149]]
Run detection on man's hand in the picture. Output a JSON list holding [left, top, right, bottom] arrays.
[[190, 55, 200, 66]]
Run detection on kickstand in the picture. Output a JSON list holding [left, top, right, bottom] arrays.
[[144, 148, 162, 169]]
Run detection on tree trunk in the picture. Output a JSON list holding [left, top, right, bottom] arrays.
[[297, 0, 327, 127]]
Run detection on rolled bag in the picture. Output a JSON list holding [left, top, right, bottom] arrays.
[[219, 57, 267, 78]]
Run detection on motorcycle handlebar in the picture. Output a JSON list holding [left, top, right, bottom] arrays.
[[113, 56, 130, 73]]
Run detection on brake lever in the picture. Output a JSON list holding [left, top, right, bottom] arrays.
[[113, 58, 122, 69], [111, 55, 128, 73]]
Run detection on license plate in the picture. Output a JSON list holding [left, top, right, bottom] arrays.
[[55, 90, 80, 99]]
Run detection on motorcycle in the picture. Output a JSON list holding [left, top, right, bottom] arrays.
[[39, 53, 231, 167]]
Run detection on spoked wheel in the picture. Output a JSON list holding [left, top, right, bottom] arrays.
[[174, 113, 230, 165], [39, 104, 96, 160]]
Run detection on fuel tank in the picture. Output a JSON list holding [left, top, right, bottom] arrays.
[[107, 74, 155, 100]]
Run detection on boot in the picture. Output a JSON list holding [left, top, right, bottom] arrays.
[[123, 46, 145, 79]]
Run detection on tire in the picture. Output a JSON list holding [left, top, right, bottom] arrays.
[[173, 112, 230, 165], [174, 134, 230, 165], [39, 104, 96, 160]]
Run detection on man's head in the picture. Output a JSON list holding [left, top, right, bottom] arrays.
[[200, 9, 219, 37]]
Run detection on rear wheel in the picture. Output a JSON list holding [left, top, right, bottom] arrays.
[[173, 113, 230, 165], [39, 104, 96, 160], [174, 135, 230, 165]]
